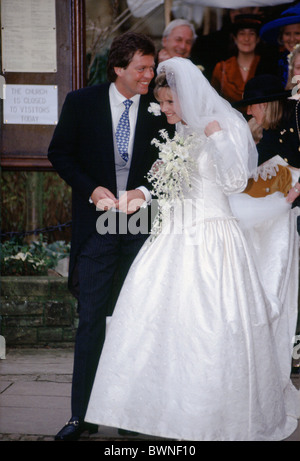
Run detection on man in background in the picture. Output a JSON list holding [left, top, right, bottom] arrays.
[[158, 18, 196, 63]]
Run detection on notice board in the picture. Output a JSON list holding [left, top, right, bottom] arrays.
[[0, 0, 86, 170]]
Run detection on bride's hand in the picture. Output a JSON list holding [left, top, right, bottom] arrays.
[[205, 121, 221, 137]]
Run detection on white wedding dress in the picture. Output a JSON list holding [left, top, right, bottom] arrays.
[[85, 124, 300, 441]]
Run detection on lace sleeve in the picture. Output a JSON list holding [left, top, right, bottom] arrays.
[[251, 155, 288, 181], [208, 130, 248, 195]]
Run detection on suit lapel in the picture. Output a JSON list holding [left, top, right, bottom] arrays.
[[93, 84, 117, 192], [128, 94, 150, 184], [95, 84, 114, 162]]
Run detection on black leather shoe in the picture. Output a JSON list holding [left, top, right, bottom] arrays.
[[54, 417, 98, 441], [118, 428, 139, 436]]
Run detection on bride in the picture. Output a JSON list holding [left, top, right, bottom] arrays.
[[85, 57, 299, 441]]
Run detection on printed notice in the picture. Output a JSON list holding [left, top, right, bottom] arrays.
[[3, 85, 58, 125], [1, 0, 57, 72]]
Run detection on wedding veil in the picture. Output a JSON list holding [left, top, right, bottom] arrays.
[[156, 57, 258, 177]]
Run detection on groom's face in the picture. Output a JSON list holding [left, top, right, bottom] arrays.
[[114, 51, 155, 99]]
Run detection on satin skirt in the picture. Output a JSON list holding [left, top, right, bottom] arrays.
[[85, 204, 300, 441]]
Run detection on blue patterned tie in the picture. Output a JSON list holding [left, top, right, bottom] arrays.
[[115, 99, 133, 162]]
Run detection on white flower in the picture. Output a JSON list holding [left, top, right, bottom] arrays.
[[147, 130, 196, 239], [5, 252, 30, 262], [148, 103, 161, 116], [197, 64, 205, 72]]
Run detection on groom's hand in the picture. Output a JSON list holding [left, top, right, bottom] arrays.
[[91, 186, 118, 210], [116, 190, 146, 214]]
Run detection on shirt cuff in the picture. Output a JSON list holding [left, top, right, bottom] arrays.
[[136, 186, 151, 207]]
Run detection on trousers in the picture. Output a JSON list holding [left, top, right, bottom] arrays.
[[71, 218, 148, 418]]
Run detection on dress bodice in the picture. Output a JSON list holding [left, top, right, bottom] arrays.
[[184, 143, 235, 220], [174, 124, 249, 225]]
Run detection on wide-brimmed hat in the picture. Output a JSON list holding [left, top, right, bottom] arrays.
[[234, 74, 291, 107], [231, 14, 263, 36], [260, 4, 300, 45]]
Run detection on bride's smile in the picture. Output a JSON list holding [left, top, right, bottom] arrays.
[[157, 87, 182, 124]]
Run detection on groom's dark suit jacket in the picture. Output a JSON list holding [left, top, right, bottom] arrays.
[[48, 83, 173, 297]]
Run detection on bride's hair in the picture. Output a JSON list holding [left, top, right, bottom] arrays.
[[153, 73, 169, 99]]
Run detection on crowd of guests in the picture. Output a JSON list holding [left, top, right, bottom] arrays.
[[157, 3, 300, 203], [159, 4, 300, 100]]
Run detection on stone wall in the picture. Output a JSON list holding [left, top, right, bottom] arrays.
[[0, 277, 78, 347]]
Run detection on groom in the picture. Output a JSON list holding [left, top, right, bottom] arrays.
[[48, 32, 173, 441]]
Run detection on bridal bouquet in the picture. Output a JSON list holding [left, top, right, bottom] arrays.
[[147, 129, 196, 238]]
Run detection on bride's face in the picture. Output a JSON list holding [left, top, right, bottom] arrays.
[[156, 87, 182, 124]]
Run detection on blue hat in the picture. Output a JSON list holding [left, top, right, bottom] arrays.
[[260, 4, 300, 45]]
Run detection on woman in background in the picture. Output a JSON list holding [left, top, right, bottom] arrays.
[[211, 14, 263, 108], [260, 3, 300, 87], [286, 43, 300, 93]]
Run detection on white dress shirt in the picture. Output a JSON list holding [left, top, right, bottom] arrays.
[[109, 83, 151, 205]]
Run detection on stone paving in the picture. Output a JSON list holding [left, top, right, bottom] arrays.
[[0, 348, 162, 442], [0, 348, 299, 442]]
